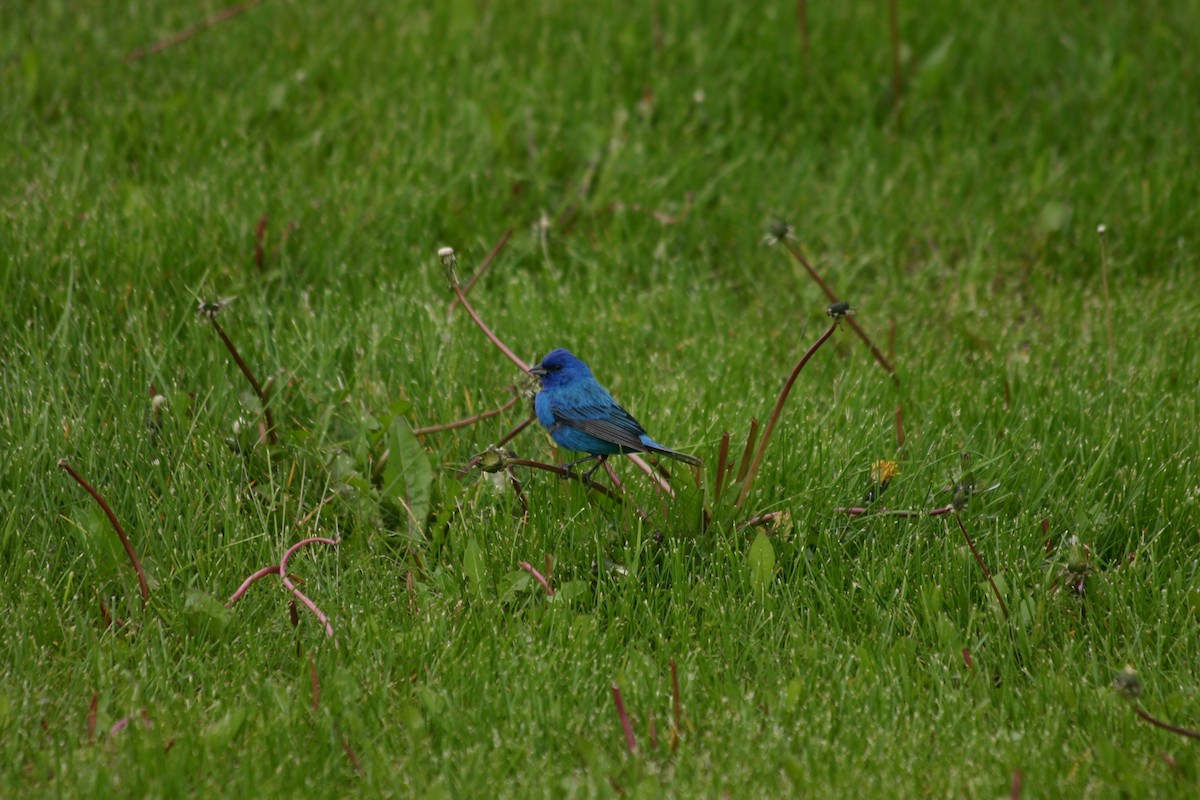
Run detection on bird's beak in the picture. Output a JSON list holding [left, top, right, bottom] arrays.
[[529, 363, 547, 378]]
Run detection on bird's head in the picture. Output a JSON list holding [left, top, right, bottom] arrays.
[[529, 348, 592, 387]]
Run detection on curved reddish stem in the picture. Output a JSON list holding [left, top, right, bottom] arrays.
[[226, 564, 281, 606], [58, 459, 150, 610], [736, 322, 838, 507]]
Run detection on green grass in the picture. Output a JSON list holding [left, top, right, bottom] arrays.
[[3, 0, 1200, 796]]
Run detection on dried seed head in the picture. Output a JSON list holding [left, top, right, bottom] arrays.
[[1113, 665, 1142, 700], [827, 301, 856, 320], [477, 445, 514, 474], [197, 297, 236, 319], [761, 219, 795, 246], [438, 247, 460, 287]]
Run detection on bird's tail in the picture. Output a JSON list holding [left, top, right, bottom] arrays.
[[640, 440, 703, 467]]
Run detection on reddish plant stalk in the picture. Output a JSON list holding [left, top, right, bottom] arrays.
[[737, 511, 784, 531], [506, 458, 630, 509], [1131, 705, 1200, 741], [670, 658, 683, 736], [124, 0, 269, 62], [280, 537, 338, 639], [439, 248, 531, 374], [506, 470, 531, 521], [627, 453, 674, 497], [611, 683, 638, 754], [226, 564, 282, 606], [736, 322, 838, 507], [87, 693, 98, 743], [797, 0, 810, 67], [448, 228, 513, 313], [414, 391, 520, 436], [454, 415, 537, 478], [782, 241, 898, 380], [208, 316, 277, 444], [519, 561, 554, 596], [309, 652, 320, 711], [735, 419, 760, 484], [954, 513, 1009, 622], [837, 504, 955, 518], [888, 0, 904, 109], [58, 459, 149, 610], [713, 432, 731, 500], [254, 213, 268, 270]]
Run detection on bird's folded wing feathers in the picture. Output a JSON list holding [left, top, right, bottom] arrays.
[[550, 400, 648, 452]]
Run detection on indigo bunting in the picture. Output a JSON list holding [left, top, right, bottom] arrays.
[[530, 348, 702, 478]]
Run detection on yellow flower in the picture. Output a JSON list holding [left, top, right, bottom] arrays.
[[870, 459, 899, 486]]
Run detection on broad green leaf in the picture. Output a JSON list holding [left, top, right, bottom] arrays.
[[183, 588, 231, 635], [382, 416, 433, 536], [463, 537, 488, 600], [748, 531, 775, 593], [202, 705, 250, 748]]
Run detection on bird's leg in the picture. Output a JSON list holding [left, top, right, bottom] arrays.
[[558, 453, 602, 476], [581, 455, 608, 483]]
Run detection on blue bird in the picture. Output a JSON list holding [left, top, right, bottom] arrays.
[[530, 348, 702, 479]]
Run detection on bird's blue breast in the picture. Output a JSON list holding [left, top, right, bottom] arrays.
[[535, 387, 629, 457]]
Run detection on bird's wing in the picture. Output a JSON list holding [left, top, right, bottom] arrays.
[[549, 397, 649, 452]]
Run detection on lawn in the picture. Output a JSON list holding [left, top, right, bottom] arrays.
[[2, 0, 1199, 796]]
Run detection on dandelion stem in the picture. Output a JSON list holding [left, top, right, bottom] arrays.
[[439, 247, 531, 374], [58, 459, 149, 610], [448, 228, 513, 313], [782, 241, 898, 380], [736, 321, 838, 507], [954, 512, 1009, 622], [414, 390, 521, 436], [208, 315, 277, 444], [519, 562, 554, 596], [1131, 704, 1200, 741]]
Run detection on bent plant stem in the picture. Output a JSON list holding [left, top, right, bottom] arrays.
[[208, 316, 278, 444], [226, 564, 282, 606], [1131, 704, 1200, 741], [954, 512, 1009, 622], [507, 458, 635, 512], [782, 241, 898, 380], [519, 561, 553, 596], [627, 453, 674, 497], [124, 0, 268, 62], [736, 321, 838, 507], [448, 228, 513, 313], [58, 459, 149, 610], [280, 537, 338, 639], [414, 390, 520, 436], [226, 538, 338, 640], [454, 415, 537, 478], [439, 247, 531, 374]]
